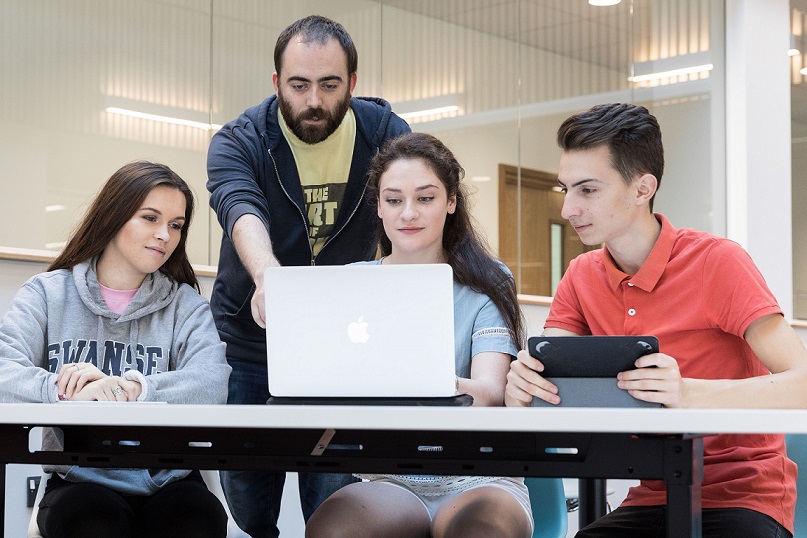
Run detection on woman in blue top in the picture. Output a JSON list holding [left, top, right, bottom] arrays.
[[305, 133, 533, 538]]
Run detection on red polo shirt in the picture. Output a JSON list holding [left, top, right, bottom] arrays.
[[546, 213, 796, 532]]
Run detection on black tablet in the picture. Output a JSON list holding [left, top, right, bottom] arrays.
[[528, 335, 659, 377], [527, 335, 661, 407]]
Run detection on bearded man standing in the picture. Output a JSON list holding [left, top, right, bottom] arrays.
[[206, 15, 410, 538]]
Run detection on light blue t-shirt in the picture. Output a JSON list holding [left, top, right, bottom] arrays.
[[353, 260, 517, 373], [351, 259, 520, 495]]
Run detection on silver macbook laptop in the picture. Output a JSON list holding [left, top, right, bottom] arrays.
[[263, 263, 456, 398]]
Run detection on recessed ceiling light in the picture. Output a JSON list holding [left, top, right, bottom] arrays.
[[589, 0, 621, 6], [106, 107, 222, 131], [397, 106, 459, 120], [629, 63, 713, 83]]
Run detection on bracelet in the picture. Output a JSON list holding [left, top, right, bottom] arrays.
[[455, 376, 460, 395]]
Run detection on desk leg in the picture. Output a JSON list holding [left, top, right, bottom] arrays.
[[665, 437, 703, 538], [578, 478, 608, 530], [1, 463, 5, 534]]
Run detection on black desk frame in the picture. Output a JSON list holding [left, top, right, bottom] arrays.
[[0, 423, 703, 537]]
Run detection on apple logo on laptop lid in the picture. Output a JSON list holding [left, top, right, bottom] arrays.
[[347, 316, 370, 344]]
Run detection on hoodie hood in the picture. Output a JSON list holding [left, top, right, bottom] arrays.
[[74, 257, 179, 322]]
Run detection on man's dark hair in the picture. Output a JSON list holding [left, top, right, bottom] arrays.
[[274, 15, 358, 76], [557, 103, 664, 210]]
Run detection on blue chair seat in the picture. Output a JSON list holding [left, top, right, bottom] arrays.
[[525, 477, 568, 538], [786, 434, 807, 537]]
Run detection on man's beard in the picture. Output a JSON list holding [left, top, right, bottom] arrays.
[[278, 89, 351, 144]]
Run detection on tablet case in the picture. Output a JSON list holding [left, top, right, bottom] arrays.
[[528, 335, 661, 408]]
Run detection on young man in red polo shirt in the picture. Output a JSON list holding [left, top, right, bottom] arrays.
[[505, 103, 807, 537]]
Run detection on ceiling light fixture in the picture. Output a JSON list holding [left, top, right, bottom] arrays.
[[629, 64, 713, 82], [104, 96, 221, 131], [397, 106, 459, 120], [393, 95, 460, 121], [589, 0, 621, 6], [105, 107, 222, 131], [629, 51, 713, 83], [789, 34, 800, 57]]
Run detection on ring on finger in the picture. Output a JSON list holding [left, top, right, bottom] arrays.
[[111, 386, 124, 396]]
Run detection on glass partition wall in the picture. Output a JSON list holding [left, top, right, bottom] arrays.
[[791, 0, 807, 319], [0, 0, 724, 299]]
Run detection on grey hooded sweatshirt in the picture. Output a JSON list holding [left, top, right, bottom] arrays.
[[0, 257, 230, 494]]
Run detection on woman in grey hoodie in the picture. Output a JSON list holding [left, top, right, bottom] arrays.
[[0, 161, 231, 537]]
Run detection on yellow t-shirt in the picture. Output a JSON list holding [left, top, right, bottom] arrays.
[[279, 108, 356, 257]]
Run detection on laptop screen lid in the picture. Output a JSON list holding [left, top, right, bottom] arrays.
[[263, 263, 456, 398]]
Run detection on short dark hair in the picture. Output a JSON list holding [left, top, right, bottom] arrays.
[[557, 103, 664, 209], [274, 15, 358, 77]]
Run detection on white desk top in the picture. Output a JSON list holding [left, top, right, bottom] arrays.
[[1, 403, 806, 435]]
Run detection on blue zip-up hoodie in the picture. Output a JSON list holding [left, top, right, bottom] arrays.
[[207, 95, 410, 362]]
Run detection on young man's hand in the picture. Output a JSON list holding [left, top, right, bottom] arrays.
[[617, 353, 684, 407], [505, 349, 560, 407]]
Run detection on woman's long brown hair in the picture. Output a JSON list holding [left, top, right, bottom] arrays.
[[367, 133, 525, 348], [49, 161, 199, 292]]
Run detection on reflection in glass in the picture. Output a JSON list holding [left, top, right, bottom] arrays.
[[791, 2, 807, 319], [550, 222, 563, 296], [0, 0, 723, 302]]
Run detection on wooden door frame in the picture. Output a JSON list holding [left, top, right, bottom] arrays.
[[498, 163, 597, 295], [498, 164, 558, 295], [498, 164, 558, 194]]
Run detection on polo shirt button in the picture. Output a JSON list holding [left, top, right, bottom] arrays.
[[628, 308, 636, 316], [627, 283, 634, 287]]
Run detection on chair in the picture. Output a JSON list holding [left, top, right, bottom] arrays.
[[786, 434, 807, 537], [27, 472, 49, 538], [525, 477, 568, 538]]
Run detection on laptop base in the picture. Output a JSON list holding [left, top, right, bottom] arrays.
[[266, 394, 473, 407]]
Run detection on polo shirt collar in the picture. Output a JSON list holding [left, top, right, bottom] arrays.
[[603, 213, 675, 292]]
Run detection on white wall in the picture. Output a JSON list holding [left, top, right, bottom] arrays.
[[0, 0, 726, 279], [794, 142, 807, 318], [725, 0, 794, 317]]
